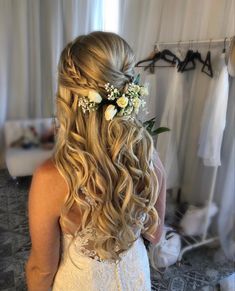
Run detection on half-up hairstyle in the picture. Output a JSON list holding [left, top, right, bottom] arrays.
[[52, 31, 160, 262]]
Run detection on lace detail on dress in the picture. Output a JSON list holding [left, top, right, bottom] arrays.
[[65, 220, 146, 264], [53, 231, 151, 291], [68, 186, 147, 263], [69, 222, 107, 262], [53, 193, 151, 290], [64, 219, 146, 265]]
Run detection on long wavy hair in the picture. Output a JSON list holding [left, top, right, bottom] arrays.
[[52, 31, 160, 262]]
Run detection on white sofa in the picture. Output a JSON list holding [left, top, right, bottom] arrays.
[[4, 118, 55, 178]]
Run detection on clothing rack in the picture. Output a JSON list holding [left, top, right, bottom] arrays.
[[151, 36, 234, 262], [135, 37, 233, 68], [155, 36, 233, 48]]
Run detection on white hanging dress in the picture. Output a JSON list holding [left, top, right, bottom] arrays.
[[197, 52, 229, 167], [156, 63, 185, 189]]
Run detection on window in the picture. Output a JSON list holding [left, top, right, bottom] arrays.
[[103, 0, 119, 33]]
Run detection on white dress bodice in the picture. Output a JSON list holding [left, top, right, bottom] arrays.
[[52, 221, 151, 291]]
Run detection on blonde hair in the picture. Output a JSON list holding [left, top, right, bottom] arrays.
[[53, 31, 160, 262]]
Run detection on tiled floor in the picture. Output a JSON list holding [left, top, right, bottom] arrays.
[[0, 169, 234, 291]]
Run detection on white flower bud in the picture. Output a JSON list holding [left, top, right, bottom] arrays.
[[104, 104, 117, 121], [88, 90, 102, 103]]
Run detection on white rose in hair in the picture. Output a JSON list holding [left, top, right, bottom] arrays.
[[105, 104, 117, 120], [133, 85, 140, 93], [116, 95, 129, 108], [88, 90, 102, 103]]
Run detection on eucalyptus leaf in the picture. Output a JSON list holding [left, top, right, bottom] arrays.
[[143, 116, 170, 136], [143, 117, 155, 127], [151, 127, 170, 136]]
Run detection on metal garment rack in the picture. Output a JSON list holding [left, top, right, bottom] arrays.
[[154, 36, 233, 48], [153, 36, 234, 263], [135, 37, 233, 68], [176, 167, 219, 264]]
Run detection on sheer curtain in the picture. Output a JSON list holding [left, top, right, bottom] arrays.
[[118, 0, 235, 259], [0, 0, 104, 168]]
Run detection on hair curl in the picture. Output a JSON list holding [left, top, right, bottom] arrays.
[[52, 31, 160, 262]]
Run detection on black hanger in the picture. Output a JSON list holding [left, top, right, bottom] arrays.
[[193, 41, 205, 65], [135, 48, 158, 67], [135, 44, 181, 73], [201, 39, 213, 78], [178, 40, 197, 72], [179, 44, 206, 73], [178, 49, 196, 72], [136, 49, 181, 66], [178, 40, 213, 78], [159, 49, 181, 64], [194, 50, 205, 65], [146, 50, 180, 73], [136, 49, 180, 73]]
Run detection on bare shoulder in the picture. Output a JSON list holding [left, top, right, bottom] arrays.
[[31, 158, 69, 210], [34, 158, 64, 183], [34, 158, 58, 175]]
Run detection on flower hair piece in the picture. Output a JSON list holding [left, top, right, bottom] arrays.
[[78, 90, 102, 114], [78, 74, 149, 121]]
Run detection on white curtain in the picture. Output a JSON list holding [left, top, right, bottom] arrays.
[[216, 79, 235, 260], [0, 0, 104, 168], [119, 0, 235, 260]]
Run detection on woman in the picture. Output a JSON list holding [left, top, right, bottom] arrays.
[[25, 31, 166, 291]]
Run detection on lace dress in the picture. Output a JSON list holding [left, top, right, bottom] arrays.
[[51, 219, 151, 291]]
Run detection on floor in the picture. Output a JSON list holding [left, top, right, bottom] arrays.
[[0, 169, 234, 291]]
